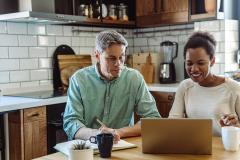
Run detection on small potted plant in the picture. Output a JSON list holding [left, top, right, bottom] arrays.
[[68, 140, 93, 160]]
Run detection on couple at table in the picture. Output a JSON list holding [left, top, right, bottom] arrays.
[[63, 30, 240, 143]]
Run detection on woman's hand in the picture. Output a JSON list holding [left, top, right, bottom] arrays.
[[99, 126, 120, 144], [219, 114, 240, 127]]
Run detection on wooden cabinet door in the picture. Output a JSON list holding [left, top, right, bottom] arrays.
[[136, 0, 189, 27], [8, 106, 47, 160], [150, 92, 175, 117], [23, 107, 47, 160]]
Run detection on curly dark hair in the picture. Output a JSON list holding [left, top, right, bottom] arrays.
[[184, 31, 216, 60]]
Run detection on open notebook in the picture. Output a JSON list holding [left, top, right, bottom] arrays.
[[54, 139, 137, 156]]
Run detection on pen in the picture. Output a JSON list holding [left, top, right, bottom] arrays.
[[95, 117, 106, 127]]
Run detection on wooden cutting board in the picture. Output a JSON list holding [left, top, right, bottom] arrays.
[[57, 55, 92, 91], [140, 54, 154, 83]]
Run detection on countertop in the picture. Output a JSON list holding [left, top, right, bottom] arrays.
[[0, 83, 179, 113]]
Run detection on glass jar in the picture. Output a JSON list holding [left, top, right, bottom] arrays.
[[108, 4, 117, 20], [78, 4, 86, 16], [118, 3, 128, 21]]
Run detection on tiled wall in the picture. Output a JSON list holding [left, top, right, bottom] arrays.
[[0, 22, 133, 90], [132, 24, 194, 81], [194, 20, 239, 73], [0, 20, 239, 90]]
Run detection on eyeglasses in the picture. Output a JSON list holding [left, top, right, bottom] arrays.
[[104, 55, 126, 65]]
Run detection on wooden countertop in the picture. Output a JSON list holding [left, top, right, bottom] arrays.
[[33, 137, 240, 160]]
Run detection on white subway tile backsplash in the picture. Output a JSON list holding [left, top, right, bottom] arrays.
[[46, 25, 63, 35], [21, 81, 39, 87], [215, 53, 225, 63], [79, 47, 94, 54], [134, 38, 148, 46], [9, 47, 28, 58], [30, 69, 48, 80], [224, 20, 239, 31], [0, 72, 9, 83], [56, 36, 72, 46], [162, 36, 178, 42], [0, 59, 19, 71], [28, 24, 46, 35], [29, 47, 47, 57], [7, 22, 27, 34], [225, 31, 238, 42], [212, 32, 225, 42], [39, 58, 51, 68], [85, 37, 95, 47], [72, 47, 80, 54], [0, 83, 20, 89], [79, 38, 86, 46], [47, 47, 56, 57], [38, 36, 55, 46], [200, 20, 220, 31], [40, 80, 52, 86], [0, 22, 7, 33], [225, 42, 238, 52], [63, 26, 74, 36], [20, 59, 38, 70], [126, 38, 134, 47], [18, 35, 37, 46], [72, 37, 80, 46], [211, 64, 221, 75], [0, 35, 18, 46], [10, 70, 30, 82], [0, 47, 8, 58]]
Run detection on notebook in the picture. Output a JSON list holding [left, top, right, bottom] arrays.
[[141, 118, 212, 155], [54, 139, 137, 156]]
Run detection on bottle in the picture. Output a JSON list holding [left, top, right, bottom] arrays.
[[92, 0, 100, 19]]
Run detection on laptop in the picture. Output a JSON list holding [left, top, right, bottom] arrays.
[[141, 118, 212, 155]]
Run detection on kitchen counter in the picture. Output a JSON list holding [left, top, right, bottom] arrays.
[[0, 83, 179, 113], [0, 96, 67, 113], [148, 83, 179, 92]]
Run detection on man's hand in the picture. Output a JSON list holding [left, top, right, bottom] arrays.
[[99, 126, 120, 144], [219, 114, 240, 127]]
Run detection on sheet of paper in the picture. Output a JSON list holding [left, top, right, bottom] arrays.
[[54, 139, 137, 156]]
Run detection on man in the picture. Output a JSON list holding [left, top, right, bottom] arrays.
[[63, 30, 160, 142]]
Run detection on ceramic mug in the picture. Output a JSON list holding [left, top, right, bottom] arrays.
[[89, 133, 113, 158], [222, 126, 240, 151]]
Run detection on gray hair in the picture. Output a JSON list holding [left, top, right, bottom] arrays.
[[95, 30, 128, 53]]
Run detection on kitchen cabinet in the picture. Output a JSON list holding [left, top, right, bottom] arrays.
[[189, 0, 239, 22], [150, 91, 175, 117], [8, 106, 47, 160], [136, 0, 189, 27]]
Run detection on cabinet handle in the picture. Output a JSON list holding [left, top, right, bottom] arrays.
[[168, 95, 173, 101], [29, 113, 39, 117]]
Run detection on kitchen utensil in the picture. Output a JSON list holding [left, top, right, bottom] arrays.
[[159, 41, 178, 83], [141, 54, 154, 83]]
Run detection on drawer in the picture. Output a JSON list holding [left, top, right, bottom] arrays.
[[24, 106, 46, 123]]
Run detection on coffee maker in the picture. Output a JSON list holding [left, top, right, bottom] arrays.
[[159, 41, 178, 83]]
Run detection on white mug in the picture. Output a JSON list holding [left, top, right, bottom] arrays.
[[68, 148, 93, 160], [221, 126, 240, 151]]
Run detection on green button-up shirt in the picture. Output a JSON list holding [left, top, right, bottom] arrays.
[[63, 65, 160, 140]]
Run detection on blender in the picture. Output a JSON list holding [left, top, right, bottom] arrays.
[[159, 41, 178, 83]]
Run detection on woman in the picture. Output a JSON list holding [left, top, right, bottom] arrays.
[[169, 32, 240, 136]]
